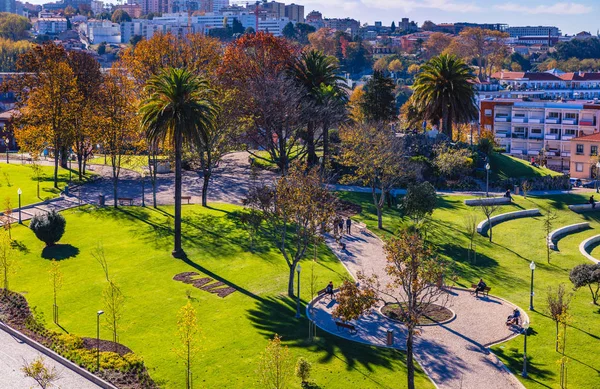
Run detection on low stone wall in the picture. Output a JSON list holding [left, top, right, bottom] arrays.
[[579, 235, 600, 264], [568, 203, 600, 213], [477, 209, 541, 235], [547, 222, 590, 250], [464, 197, 511, 206]]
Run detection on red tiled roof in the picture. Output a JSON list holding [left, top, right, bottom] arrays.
[[572, 132, 600, 141]]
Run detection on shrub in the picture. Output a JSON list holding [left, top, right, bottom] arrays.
[[29, 210, 66, 246], [477, 138, 495, 155], [295, 357, 312, 385], [569, 263, 600, 305]]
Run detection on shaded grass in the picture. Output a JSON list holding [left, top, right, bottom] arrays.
[[489, 153, 561, 181], [339, 191, 600, 389], [10, 204, 433, 389]]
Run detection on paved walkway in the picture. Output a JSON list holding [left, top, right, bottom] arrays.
[[309, 228, 526, 389], [0, 328, 102, 389]]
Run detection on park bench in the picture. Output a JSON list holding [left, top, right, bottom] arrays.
[[318, 288, 335, 299], [118, 198, 133, 206], [335, 321, 357, 334], [471, 284, 491, 297], [181, 196, 192, 204]]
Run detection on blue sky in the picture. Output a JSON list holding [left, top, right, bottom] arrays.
[[300, 0, 597, 35]]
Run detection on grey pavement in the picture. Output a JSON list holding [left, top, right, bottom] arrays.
[[309, 227, 526, 389], [0, 329, 102, 389]]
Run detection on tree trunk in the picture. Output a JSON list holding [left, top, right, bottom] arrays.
[[488, 217, 493, 243], [321, 121, 330, 171], [201, 170, 210, 207], [406, 329, 415, 389], [442, 104, 452, 139], [53, 143, 59, 189], [306, 121, 317, 168], [77, 152, 83, 181], [173, 131, 184, 258], [112, 164, 118, 209], [60, 145, 68, 169], [288, 263, 296, 297], [556, 321, 559, 352]]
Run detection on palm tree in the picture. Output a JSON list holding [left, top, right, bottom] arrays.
[[412, 54, 478, 139], [140, 68, 218, 258], [290, 50, 347, 168]]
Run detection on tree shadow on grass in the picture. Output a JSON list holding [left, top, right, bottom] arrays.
[[247, 295, 417, 386], [492, 346, 555, 387], [10, 240, 29, 254], [41, 244, 79, 260]]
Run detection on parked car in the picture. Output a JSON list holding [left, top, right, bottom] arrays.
[[570, 178, 582, 187], [582, 180, 599, 189]]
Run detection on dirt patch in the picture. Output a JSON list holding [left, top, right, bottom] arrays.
[[336, 199, 362, 217], [82, 337, 133, 356], [381, 303, 454, 325]]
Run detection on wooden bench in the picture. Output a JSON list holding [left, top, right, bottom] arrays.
[[335, 321, 357, 334], [181, 196, 192, 204], [118, 198, 133, 206], [318, 288, 335, 299], [471, 284, 491, 297]]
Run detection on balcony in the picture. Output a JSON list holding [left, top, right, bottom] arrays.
[[529, 134, 543, 139], [545, 134, 561, 140], [529, 118, 543, 124], [495, 133, 508, 138], [512, 134, 527, 139], [563, 119, 578, 125], [494, 116, 510, 122], [562, 135, 575, 140], [546, 118, 561, 124], [512, 117, 527, 123], [580, 120, 595, 126], [561, 152, 571, 157]]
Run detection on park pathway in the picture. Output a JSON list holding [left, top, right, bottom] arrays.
[[309, 227, 527, 389]]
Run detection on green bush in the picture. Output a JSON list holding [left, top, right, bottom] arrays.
[[29, 210, 66, 246], [295, 357, 312, 385]]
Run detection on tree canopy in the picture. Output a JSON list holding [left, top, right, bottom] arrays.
[[0, 13, 31, 41]]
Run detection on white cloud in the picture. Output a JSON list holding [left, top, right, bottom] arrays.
[[494, 2, 591, 15]]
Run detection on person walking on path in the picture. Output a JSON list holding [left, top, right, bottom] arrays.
[[346, 218, 352, 234], [338, 218, 344, 236]]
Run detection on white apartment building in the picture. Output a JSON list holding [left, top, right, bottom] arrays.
[[481, 99, 600, 172], [506, 26, 561, 38], [81, 20, 121, 44], [35, 17, 68, 35]]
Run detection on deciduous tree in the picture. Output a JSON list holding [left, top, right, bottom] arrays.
[[48, 260, 62, 324], [402, 182, 437, 224], [333, 232, 447, 389], [479, 199, 499, 243], [547, 284, 572, 352], [0, 229, 15, 295], [21, 356, 61, 389], [176, 301, 199, 389], [569, 263, 600, 305], [257, 334, 294, 389]]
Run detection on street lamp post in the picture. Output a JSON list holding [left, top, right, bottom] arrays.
[[521, 322, 530, 378], [485, 162, 491, 197], [141, 171, 145, 207], [596, 162, 600, 193], [97, 310, 104, 371], [529, 261, 536, 311], [295, 264, 302, 318], [17, 188, 22, 224]]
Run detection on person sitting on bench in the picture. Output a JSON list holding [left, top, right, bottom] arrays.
[[325, 281, 334, 299], [506, 308, 521, 326], [504, 189, 513, 201], [475, 278, 487, 297]]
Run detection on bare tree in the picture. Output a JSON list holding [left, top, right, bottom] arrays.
[[479, 199, 500, 242], [521, 180, 533, 199], [2, 197, 13, 240], [547, 284, 572, 353], [543, 208, 558, 263], [48, 260, 63, 324], [21, 356, 61, 389], [333, 232, 447, 389], [175, 301, 199, 389], [0, 229, 15, 295], [463, 212, 478, 263], [93, 242, 124, 349]]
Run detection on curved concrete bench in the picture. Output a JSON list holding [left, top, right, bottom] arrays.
[[568, 202, 599, 213], [464, 197, 511, 206], [477, 209, 541, 235], [547, 222, 591, 250], [579, 235, 600, 264]]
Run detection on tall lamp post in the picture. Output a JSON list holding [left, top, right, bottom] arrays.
[[97, 310, 104, 371], [595, 162, 600, 193], [17, 188, 22, 224], [141, 171, 145, 207], [69, 149, 72, 184], [485, 162, 491, 197], [521, 322, 530, 378], [529, 261, 536, 310], [295, 264, 302, 318]]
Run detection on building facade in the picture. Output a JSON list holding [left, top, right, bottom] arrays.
[[506, 25, 560, 38], [284, 3, 303, 23], [569, 133, 600, 179], [323, 18, 359, 37], [35, 17, 68, 35], [481, 99, 600, 172]]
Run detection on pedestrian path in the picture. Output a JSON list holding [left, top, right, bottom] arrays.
[[309, 228, 526, 389]]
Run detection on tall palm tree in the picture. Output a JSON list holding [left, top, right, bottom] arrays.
[[290, 50, 347, 168], [140, 68, 218, 258], [412, 54, 478, 139]]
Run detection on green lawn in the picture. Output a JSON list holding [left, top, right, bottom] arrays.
[[252, 146, 321, 171], [9, 204, 433, 389], [340, 191, 600, 389], [88, 155, 154, 173], [0, 163, 82, 207], [489, 153, 561, 181]]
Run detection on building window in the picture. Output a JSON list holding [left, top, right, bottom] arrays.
[[564, 129, 577, 135], [485, 125, 492, 130], [550, 128, 560, 134], [565, 113, 577, 119], [531, 128, 542, 134], [576, 144, 584, 155], [576, 162, 584, 172], [484, 109, 492, 117], [592, 146, 598, 156]]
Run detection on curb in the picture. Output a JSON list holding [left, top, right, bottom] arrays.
[[0, 322, 118, 389]]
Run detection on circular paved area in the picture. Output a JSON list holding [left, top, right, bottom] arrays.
[[311, 228, 526, 389]]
